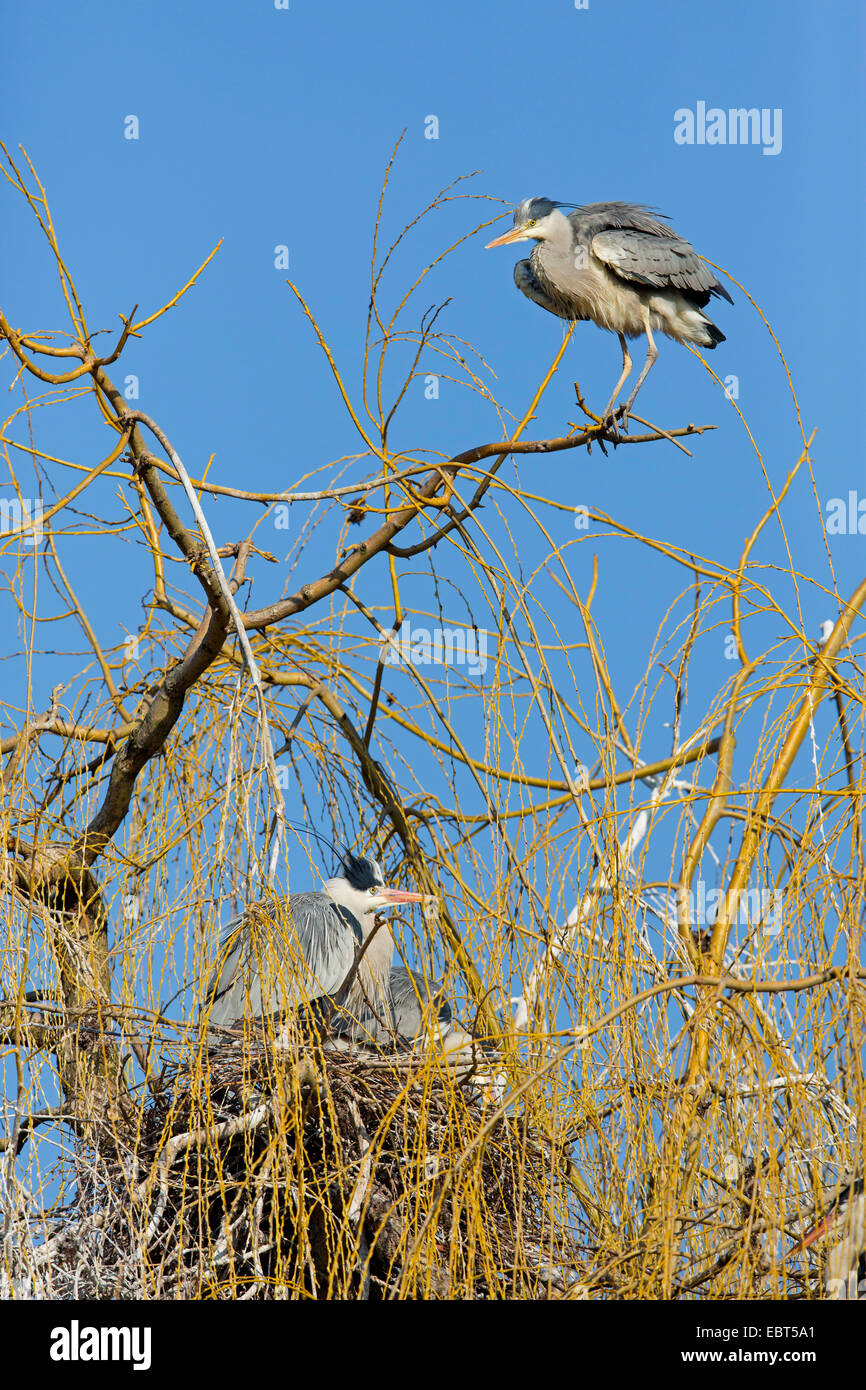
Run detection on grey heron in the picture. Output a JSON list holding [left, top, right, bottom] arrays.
[[330, 963, 450, 1046], [203, 854, 433, 1041], [486, 197, 732, 426], [326, 960, 500, 1095], [334, 962, 504, 1100], [333, 962, 470, 1052], [792, 1173, 865, 1299], [388, 966, 502, 1089]]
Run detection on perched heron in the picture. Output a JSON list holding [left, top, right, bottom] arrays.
[[486, 197, 732, 425], [792, 1174, 865, 1299], [203, 855, 433, 1040]]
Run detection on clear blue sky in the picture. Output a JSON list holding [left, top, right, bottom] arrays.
[[2, 0, 864, 924]]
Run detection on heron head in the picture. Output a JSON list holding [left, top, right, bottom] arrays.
[[334, 853, 435, 914], [485, 197, 562, 248]]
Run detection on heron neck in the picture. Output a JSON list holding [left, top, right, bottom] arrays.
[[532, 208, 573, 252], [358, 915, 394, 993]]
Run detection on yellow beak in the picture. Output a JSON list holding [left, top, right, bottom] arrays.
[[790, 1208, 839, 1254], [485, 225, 527, 249]]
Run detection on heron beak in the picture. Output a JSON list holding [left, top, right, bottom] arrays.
[[485, 226, 527, 249], [378, 887, 436, 906], [790, 1208, 839, 1254]]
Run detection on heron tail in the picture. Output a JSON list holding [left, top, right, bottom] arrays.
[[681, 310, 725, 348]]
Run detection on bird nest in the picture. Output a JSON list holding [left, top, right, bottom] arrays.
[[15, 1034, 581, 1300]]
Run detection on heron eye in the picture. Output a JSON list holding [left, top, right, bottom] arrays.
[[527, 219, 536, 227]]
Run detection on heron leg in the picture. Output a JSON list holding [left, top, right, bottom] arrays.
[[620, 307, 658, 423], [600, 333, 633, 434]]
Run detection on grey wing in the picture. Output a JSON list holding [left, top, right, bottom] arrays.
[[514, 259, 562, 317], [203, 909, 259, 1029], [288, 895, 362, 1000], [591, 228, 733, 302], [571, 201, 674, 240], [204, 893, 360, 1031]]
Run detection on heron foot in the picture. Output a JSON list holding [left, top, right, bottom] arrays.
[[600, 403, 628, 446]]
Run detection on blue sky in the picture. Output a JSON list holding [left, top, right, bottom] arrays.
[[2, 1, 864, 964], [4, 0, 862, 631]]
